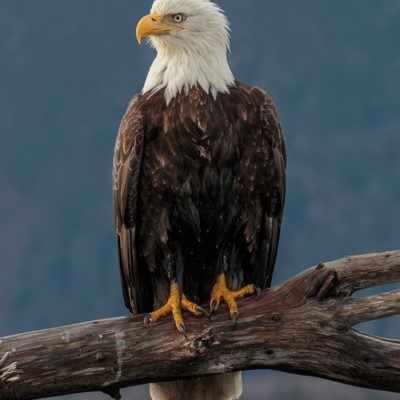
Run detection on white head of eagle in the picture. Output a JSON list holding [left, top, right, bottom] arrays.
[[136, 0, 235, 103]]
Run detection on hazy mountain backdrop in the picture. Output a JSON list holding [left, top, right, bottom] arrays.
[[1, 1, 399, 399]]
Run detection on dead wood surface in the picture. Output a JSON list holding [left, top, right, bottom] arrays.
[[1, 250, 400, 400]]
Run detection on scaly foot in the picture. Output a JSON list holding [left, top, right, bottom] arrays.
[[210, 273, 260, 327], [144, 281, 207, 334]]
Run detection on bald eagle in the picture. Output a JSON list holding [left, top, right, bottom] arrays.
[[113, 0, 286, 399]]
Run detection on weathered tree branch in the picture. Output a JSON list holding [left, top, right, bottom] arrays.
[[1, 250, 400, 400]]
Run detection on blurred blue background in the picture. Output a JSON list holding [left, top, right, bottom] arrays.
[[1, 0, 399, 399]]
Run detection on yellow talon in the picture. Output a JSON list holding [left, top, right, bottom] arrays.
[[147, 281, 184, 332], [210, 273, 256, 319], [145, 282, 205, 333]]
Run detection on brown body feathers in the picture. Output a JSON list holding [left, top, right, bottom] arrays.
[[113, 82, 286, 313]]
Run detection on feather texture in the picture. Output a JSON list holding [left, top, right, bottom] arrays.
[[113, 82, 286, 312], [150, 373, 242, 400]]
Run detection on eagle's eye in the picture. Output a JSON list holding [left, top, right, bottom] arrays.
[[172, 14, 184, 23]]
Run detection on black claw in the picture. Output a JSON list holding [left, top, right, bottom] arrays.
[[209, 300, 217, 315], [196, 305, 212, 321], [231, 312, 239, 330], [177, 323, 187, 338], [144, 314, 152, 326], [254, 286, 262, 298]]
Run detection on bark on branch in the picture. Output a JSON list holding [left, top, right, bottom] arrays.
[[1, 250, 400, 400]]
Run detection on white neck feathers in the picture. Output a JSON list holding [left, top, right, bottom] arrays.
[[143, 40, 234, 103]]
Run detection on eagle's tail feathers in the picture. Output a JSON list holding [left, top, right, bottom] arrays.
[[149, 372, 242, 400]]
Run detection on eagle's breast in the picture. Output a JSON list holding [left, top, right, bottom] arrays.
[[134, 86, 246, 279]]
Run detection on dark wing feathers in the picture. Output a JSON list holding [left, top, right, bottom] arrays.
[[113, 97, 152, 314], [253, 87, 286, 288], [113, 98, 144, 230]]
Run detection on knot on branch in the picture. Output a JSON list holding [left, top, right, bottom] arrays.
[[279, 265, 339, 307], [307, 267, 339, 301], [186, 327, 217, 356], [102, 387, 122, 400]]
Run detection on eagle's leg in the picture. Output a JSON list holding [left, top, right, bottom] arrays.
[[210, 273, 260, 325], [144, 281, 206, 333]]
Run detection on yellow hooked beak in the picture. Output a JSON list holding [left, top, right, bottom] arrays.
[[136, 12, 182, 44]]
